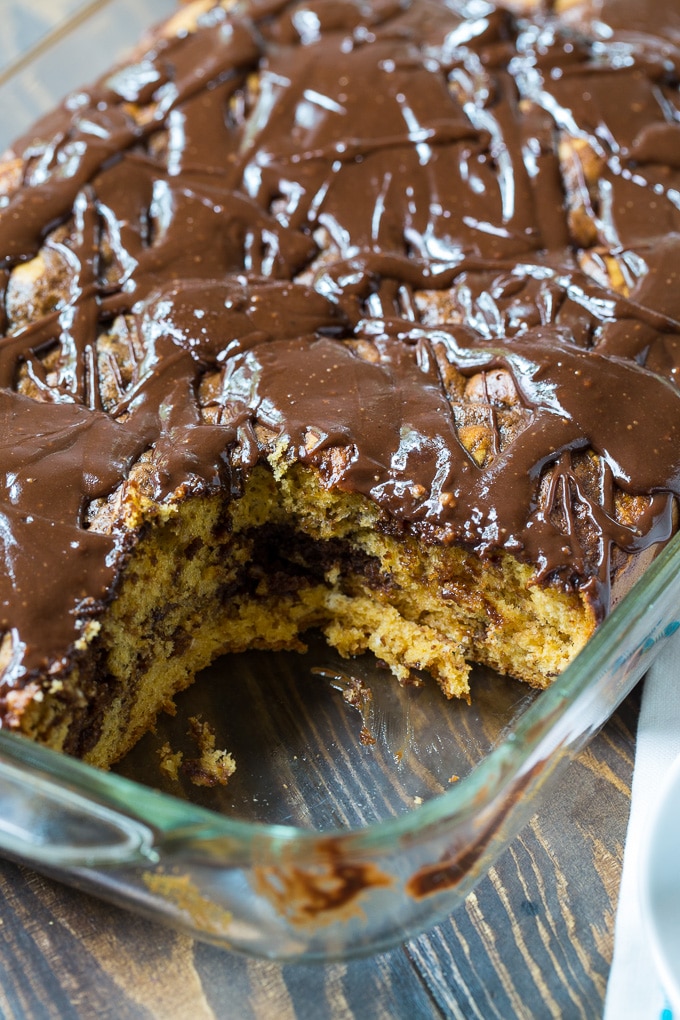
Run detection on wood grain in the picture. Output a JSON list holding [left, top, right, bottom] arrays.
[[0, 5, 640, 1015], [0, 690, 639, 1019]]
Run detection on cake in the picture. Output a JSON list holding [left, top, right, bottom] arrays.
[[0, 0, 678, 768]]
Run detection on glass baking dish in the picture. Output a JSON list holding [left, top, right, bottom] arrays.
[[0, 0, 678, 963]]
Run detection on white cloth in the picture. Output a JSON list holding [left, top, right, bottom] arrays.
[[604, 629, 680, 1020]]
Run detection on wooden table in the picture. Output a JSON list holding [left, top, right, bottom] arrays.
[[0, 4, 639, 1016], [0, 688, 638, 1019]]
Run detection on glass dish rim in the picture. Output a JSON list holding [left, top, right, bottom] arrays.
[[3, 529, 677, 863], [0, 0, 677, 871]]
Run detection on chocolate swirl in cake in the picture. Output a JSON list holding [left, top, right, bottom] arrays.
[[0, 0, 679, 684]]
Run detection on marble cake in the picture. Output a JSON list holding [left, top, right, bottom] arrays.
[[0, 0, 678, 765]]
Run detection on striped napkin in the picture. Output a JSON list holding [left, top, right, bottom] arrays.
[[604, 629, 680, 1020]]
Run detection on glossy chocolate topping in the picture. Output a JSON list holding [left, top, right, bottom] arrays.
[[1, 0, 680, 684]]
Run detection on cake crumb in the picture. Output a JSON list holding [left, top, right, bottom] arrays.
[[158, 742, 183, 781], [181, 716, 236, 788], [315, 667, 377, 745], [157, 717, 236, 787]]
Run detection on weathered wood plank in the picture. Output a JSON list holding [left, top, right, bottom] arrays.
[[0, 1, 640, 1013], [0, 692, 638, 1019], [404, 696, 638, 1020]]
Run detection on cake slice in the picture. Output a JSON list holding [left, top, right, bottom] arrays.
[[0, 0, 678, 767]]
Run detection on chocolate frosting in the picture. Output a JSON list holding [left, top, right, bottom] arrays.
[[1, 0, 680, 686]]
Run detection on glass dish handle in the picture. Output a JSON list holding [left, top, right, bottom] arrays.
[[0, 736, 158, 869]]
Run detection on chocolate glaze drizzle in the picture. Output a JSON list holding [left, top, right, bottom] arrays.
[[1, 0, 680, 686]]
